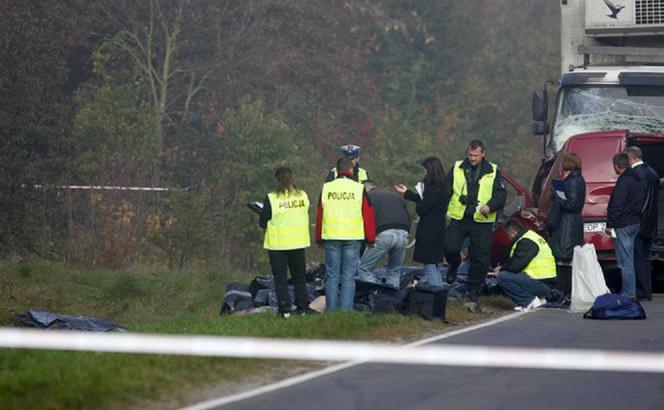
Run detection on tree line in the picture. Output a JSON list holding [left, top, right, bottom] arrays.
[[0, 0, 559, 271]]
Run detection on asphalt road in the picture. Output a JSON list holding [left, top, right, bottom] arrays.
[[211, 297, 664, 410]]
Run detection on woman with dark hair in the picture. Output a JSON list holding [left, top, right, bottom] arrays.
[[395, 156, 450, 287], [547, 152, 586, 298], [259, 167, 311, 317]]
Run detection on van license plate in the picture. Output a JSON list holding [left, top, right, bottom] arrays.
[[584, 222, 606, 233]]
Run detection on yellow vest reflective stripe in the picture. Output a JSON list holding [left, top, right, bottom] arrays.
[[321, 177, 365, 240], [509, 230, 556, 280], [332, 167, 369, 183], [447, 160, 498, 223], [264, 191, 311, 250]]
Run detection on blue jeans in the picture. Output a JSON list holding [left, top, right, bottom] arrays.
[[615, 223, 639, 299], [325, 240, 361, 312], [421, 263, 443, 287], [497, 271, 555, 307], [357, 229, 408, 287]]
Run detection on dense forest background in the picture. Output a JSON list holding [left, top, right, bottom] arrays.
[[0, 0, 559, 271]]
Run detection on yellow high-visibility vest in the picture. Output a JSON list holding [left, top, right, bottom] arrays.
[[264, 190, 311, 250], [332, 167, 369, 183], [509, 230, 556, 280], [447, 160, 498, 222], [321, 177, 365, 240]]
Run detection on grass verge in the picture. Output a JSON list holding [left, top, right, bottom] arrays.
[[0, 262, 512, 409]]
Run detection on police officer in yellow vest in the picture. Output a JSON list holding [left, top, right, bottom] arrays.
[[487, 219, 557, 309], [325, 145, 369, 183], [316, 157, 376, 312], [444, 140, 506, 314], [259, 167, 311, 318]]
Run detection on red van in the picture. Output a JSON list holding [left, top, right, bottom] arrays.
[[493, 130, 664, 294]]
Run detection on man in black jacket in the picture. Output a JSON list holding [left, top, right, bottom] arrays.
[[445, 140, 506, 313], [626, 146, 660, 301], [605, 153, 644, 300], [357, 180, 410, 287], [489, 219, 557, 309]]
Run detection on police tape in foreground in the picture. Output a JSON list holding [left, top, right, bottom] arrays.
[[2, 327, 664, 373]]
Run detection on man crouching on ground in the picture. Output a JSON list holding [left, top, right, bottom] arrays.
[[489, 219, 557, 310]]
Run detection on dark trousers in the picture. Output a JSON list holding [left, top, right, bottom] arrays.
[[444, 217, 493, 301], [268, 249, 309, 313], [634, 237, 653, 300], [556, 264, 572, 297]]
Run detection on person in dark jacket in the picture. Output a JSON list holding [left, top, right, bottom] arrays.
[[357, 180, 410, 287], [546, 152, 586, 297], [490, 219, 557, 309], [605, 153, 644, 300], [395, 156, 450, 287], [626, 146, 660, 301], [444, 140, 507, 313]]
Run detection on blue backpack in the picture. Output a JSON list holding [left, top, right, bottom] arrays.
[[583, 293, 646, 320]]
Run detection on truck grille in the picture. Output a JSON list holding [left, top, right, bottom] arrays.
[[636, 0, 664, 24]]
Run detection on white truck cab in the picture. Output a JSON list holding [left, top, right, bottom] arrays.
[[522, 0, 664, 266], [539, 0, 664, 156]]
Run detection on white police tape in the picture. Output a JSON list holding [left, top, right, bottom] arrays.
[[2, 327, 664, 373], [60, 185, 171, 191], [26, 184, 173, 191]]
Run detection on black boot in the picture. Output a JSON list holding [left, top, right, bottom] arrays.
[[548, 288, 564, 304]]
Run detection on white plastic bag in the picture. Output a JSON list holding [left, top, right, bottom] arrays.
[[570, 244, 610, 313]]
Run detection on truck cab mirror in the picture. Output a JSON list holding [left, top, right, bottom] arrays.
[[532, 90, 549, 135]]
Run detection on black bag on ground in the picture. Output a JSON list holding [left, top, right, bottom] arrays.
[[404, 286, 448, 321], [220, 283, 254, 314], [249, 276, 274, 299], [368, 290, 404, 314], [354, 280, 405, 314], [14, 310, 124, 331]]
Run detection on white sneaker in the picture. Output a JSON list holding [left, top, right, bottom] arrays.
[[514, 297, 547, 311], [526, 296, 545, 310]]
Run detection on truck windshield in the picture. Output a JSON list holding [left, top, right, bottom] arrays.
[[552, 85, 664, 151]]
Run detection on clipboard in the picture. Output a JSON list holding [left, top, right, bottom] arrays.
[[247, 201, 264, 215], [552, 179, 567, 200], [415, 182, 424, 199]]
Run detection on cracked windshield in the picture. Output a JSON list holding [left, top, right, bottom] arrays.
[[553, 85, 664, 151]]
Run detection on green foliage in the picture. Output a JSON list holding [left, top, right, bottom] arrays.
[[72, 44, 158, 184], [366, 111, 440, 187], [0, 3, 72, 254], [0, 0, 561, 268], [209, 99, 323, 270], [147, 188, 215, 269]]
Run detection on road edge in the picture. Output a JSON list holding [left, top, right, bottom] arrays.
[[180, 310, 529, 410]]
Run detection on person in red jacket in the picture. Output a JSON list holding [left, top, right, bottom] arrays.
[[316, 157, 375, 311]]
